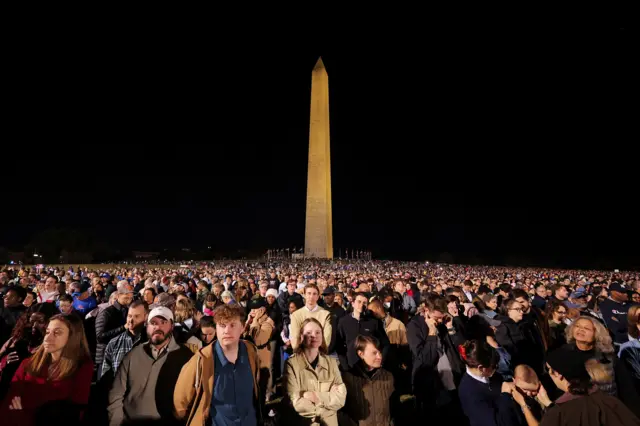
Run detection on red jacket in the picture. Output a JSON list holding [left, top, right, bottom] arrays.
[[0, 357, 93, 426]]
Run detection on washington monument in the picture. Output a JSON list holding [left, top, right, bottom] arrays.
[[304, 57, 333, 259]]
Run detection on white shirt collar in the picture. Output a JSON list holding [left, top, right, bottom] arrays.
[[306, 305, 320, 313], [466, 366, 489, 384]]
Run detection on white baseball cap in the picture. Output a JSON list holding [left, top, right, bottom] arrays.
[[148, 306, 174, 322]]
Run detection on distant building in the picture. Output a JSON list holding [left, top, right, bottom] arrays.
[[132, 251, 160, 259]]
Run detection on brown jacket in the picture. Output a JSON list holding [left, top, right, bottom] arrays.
[[284, 352, 347, 426], [173, 340, 262, 426], [541, 390, 640, 426], [341, 364, 395, 426], [385, 315, 408, 346], [246, 311, 275, 369]]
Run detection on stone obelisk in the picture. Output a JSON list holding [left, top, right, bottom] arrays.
[[304, 57, 333, 259]]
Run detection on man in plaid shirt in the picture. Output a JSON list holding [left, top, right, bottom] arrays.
[[100, 300, 149, 380]]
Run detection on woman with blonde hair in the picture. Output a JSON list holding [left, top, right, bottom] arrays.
[[174, 298, 203, 353], [548, 315, 640, 417], [284, 317, 346, 425], [0, 313, 93, 425]]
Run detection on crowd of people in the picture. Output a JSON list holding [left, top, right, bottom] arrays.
[[0, 260, 639, 425]]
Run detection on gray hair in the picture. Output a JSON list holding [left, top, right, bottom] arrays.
[[221, 291, 235, 301]]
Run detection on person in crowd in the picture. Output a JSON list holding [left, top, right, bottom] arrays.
[[267, 271, 280, 289], [336, 292, 390, 370], [23, 290, 37, 309], [244, 299, 275, 400], [90, 278, 107, 305], [0, 304, 55, 400], [599, 282, 632, 346], [550, 315, 640, 416], [198, 315, 216, 346], [221, 290, 236, 305], [237, 285, 251, 309], [289, 284, 332, 352], [58, 294, 77, 316], [545, 300, 569, 351], [479, 293, 500, 322], [283, 317, 346, 426], [462, 279, 477, 303], [281, 299, 303, 371], [532, 282, 548, 310], [394, 279, 417, 316], [458, 339, 534, 426], [368, 298, 407, 345], [37, 275, 59, 303], [340, 335, 396, 426], [619, 305, 640, 393], [95, 283, 133, 378], [0, 314, 93, 426], [407, 294, 466, 419], [174, 303, 263, 426], [203, 292, 219, 316], [174, 297, 203, 352], [541, 350, 640, 426], [143, 286, 156, 306], [99, 299, 148, 381], [108, 306, 193, 426], [495, 298, 546, 376], [68, 281, 97, 318], [321, 286, 345, 355], [277, 279, 304, 318], [549, 284, 569, 305], [513, 289, 550, 353], [513, 364, 549, 424], [1, 286, 28, 345], [264, 288, 282, 385]]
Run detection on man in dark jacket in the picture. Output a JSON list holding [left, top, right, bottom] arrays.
[[322, 286, 345, 354], [95, 283, 133, 378], [277, 279, 303, 318], [0, 286, 27, 346], [407, 294, 466, 419], [600, 282, 633, 346], [513, 289, 550, 355], [336, 292, 389, 370]]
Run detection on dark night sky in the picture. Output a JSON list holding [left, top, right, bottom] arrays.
[[2, 25, 637, 268]]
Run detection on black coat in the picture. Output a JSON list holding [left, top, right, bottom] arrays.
[[95, 301, 128, 367], [336, 312, 390, 371], [495, 315, 545, 375], [277, 291, 303, 317], [326, 303, 346, 354], [406, 314, 466, 399]]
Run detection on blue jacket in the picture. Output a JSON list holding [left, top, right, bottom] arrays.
[[72, 293, 98, 315]]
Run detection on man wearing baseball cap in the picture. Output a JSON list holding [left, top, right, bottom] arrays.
[[108, 306, 193, 426], [600, 282, 634, 346]]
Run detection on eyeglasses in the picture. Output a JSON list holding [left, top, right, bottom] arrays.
[[509, 308, 524, 312], [557, 310, 567, 315]]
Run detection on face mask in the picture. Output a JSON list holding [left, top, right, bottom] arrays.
[[384, 302, 391, 309]]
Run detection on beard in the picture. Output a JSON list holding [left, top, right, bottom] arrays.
[[149, 330, 171, 345]]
